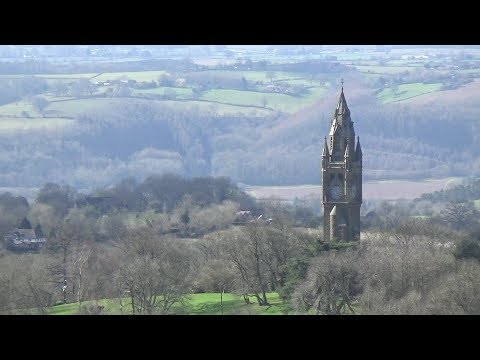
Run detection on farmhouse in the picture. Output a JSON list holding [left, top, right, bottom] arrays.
[[4, 217, 46, 251]]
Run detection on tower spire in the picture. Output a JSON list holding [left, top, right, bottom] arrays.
[[355, 135, 362, 159], [334, 81, 350, 120], [323, 80, 361, 243], [322, 137, 329, 157]]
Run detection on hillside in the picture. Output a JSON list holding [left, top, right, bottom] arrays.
[[0, 45, 479, 193]]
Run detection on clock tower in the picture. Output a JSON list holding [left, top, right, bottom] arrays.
[[322, 83, 362, 241]]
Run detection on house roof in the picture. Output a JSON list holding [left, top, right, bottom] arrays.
[[14, 228, 36, 239]]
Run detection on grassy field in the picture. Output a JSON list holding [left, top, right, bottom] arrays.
[[245, 177, 462, 201], [0, 100, 38, 117], [213, 70, 299, 82], [0, 117, 74, 132], [458, 69, 480, 75], [208, 70, 325, 87], [474, 199, 480, 209], [377, 82, 443, 104], [94, 71, 168, 82], [200, 87, 327, 113], [133, 86, 193, 99], [0, 68, 331, 126], [355, 65, 420, 74], [35, 73, 99, 79], [0, 66, 454, 129], [47, 98, 124, 116], [47, 292, 291, 315]]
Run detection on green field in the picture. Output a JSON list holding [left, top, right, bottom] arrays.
[[47, 98, 124, 116], [35, 73, 99, 79], [133, 86, 193, 99], [0, 100, 38, 117], [356, 65, 421, 74], [377, 82, 443, 104], [0, 67, 451, 129], [474, 199, 480, 209], [209, 70, 324, 87], [49, 97, 273, 117], [47, 292, 291, 315], [213, 70, 298, 82], [171, 100, 273, 116], [0, 117, 74, 132], [0, 68, 331, 127], [200, 87, 327, 113], [458, 69, 480, 75], [280, 78, 322, 86], [94, 71, 168, 82]]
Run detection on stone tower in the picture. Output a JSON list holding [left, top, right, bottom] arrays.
[[322, 84, 362, 241]]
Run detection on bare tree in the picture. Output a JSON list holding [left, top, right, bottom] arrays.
[[71, 244, 93, 308], [425, 259, 480, 314], [31, 95, 49, 115], [440, 201, 478, 230], [22, 255, 57, 314], [220, 225, 271, 306], [71, 79, 95, 97], [47, 208, 95, 304], [114, 227, 194, 314], [243, 223, 270, 305], [391, 83, 399, 96], [261, 96, 268, 108], [356, 219, 457, 314], [164, 88, 177, 100], [292, 250, 363, 315], [2, 254, 58, 314], [115, 86, 132, 97], [266, 71, 277, 83], [52, 80, 69, 97]]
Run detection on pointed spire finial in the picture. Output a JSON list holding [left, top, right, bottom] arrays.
[[341, 78, 344, 91], [356, 136, 363, 157], [322, 136, 329, 158]]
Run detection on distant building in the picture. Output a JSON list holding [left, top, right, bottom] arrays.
[[4, 218, 46, 251], [322, 84, 362, 241], [233, 210, 253, 224], [233, 211, 273, 225]]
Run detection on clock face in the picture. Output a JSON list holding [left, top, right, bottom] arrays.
[[329, 185, 343, 200]]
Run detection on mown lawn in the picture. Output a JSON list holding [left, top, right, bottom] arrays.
[[47, 292, 292, 315], [185, 292, 290, 315]]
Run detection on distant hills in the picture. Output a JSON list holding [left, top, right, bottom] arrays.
[[0, 46, 479, 191]]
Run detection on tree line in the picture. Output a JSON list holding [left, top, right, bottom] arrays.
[[0, 175, 479, 314]]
